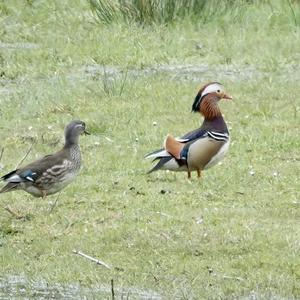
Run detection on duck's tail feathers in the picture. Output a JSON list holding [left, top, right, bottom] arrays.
[[147, 157, 173, 174], [1, 170, 20, 182], [144, 148, 171, 160], [0, 183, 18, 194], [0, 170, 21, 193]]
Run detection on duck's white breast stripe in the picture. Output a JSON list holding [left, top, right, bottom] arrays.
[[207, 131, 229, 141]]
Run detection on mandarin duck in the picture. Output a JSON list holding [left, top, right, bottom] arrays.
[[145, 82, 232, 178], [0, 120, 89, 198]]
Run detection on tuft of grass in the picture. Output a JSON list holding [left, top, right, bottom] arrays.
[[89, 0, 300, 25], [89, 0, 252, 24]]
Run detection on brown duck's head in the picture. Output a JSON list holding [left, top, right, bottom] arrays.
[[65, 120, 90, 145], [191, 82, 232, 117]]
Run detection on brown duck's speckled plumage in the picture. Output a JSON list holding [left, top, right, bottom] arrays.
[[0, 120, 87, 197]]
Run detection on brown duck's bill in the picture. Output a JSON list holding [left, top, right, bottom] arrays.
[[84, 130, 90, 135]]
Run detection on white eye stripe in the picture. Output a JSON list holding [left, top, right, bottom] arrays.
[[75, 124, 84, 129], [201, 83, 224, 98]]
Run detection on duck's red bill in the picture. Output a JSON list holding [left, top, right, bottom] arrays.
[[223, 93, 233, 100]]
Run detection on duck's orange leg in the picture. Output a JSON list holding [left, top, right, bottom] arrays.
[[197, 170, 202, 178], [187, 171, 191, 179], [42, 190, 47, 200]]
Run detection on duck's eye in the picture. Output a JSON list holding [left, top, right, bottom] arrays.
[[217, 90, 220, 93]]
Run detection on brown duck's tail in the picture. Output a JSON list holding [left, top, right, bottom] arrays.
[[0, 183, 18, 194]]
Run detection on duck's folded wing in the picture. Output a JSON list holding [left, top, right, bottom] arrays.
[[2, 152, 70, 184], [179, 128, 207, 142], [2, 169, 39, 183], [0, 166, 41, 194], [145, 128, 207, 161], [25, 155, 73, 184]]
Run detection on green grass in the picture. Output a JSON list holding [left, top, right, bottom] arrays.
[[89, 0, 300, 25], [0, 0, 300, 298]]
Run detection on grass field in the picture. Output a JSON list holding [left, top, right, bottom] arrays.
[[0, 0, 300, 298]]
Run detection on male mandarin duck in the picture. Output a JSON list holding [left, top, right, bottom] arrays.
[[145, 82, 232, 178], [0, 120, 89, 198]]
